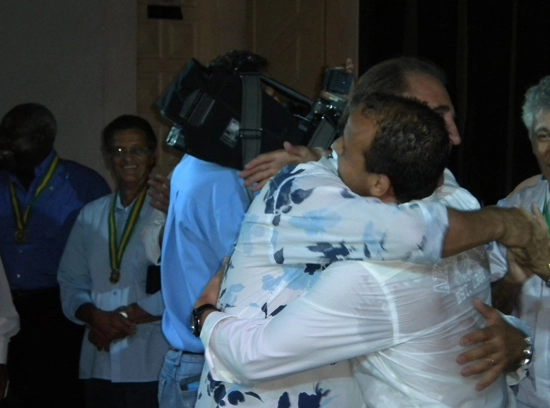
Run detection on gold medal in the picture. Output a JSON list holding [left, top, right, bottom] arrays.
[[14, 229, 27, 244], [110, 269, 121, 284]]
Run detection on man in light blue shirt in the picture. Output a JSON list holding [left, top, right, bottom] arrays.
[[158, 51, 271, 408]]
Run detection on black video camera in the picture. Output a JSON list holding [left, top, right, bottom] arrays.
[[157, 58, 353, 170]]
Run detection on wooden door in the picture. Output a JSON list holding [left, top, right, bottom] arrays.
[[247, 0, 358, 99]]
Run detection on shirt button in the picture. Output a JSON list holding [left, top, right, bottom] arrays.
[[16, 274, 20, 278]]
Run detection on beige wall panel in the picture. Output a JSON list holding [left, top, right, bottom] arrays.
[[138, 2, 203, 171], [248, 0, 325, 99], [138, 20, 162, 58], [166, 23, 199, 59], [217, 0, 248, 52], [325, 0, 359, 70], [137, 0, 250, 171]]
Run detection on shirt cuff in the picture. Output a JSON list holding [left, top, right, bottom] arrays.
[[200, 311, 242, 383]]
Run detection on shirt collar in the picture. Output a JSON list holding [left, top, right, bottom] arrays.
[[33, 150, 57, 179], [6, 150, 58, 186]]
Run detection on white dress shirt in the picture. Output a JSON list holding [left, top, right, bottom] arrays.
[[488, 176, 549, 408], [201, 166, 517, 407], [195, 158, 456, 407], [58, 193, 169, 382], [0, 257, 19, 364]]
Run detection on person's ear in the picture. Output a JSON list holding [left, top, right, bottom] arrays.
[[368, 174, 393, 199]]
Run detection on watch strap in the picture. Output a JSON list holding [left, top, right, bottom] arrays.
[[192, 304, 219, 337], [519, 336, 534, 368]]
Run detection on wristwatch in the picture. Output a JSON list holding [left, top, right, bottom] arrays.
[[190, 304, 219, 337], [519, 336, 534, 368]]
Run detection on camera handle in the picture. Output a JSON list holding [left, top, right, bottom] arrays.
[[240, 74, 263, 170]]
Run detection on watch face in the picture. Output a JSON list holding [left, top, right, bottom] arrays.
[[190, 304, 218, 337], [190, 309, 199, 337]]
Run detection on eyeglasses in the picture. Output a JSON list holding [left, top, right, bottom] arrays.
[[110, 147, 151, 158]]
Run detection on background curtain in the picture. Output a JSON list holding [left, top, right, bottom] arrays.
[[359, 0, 550, 205]]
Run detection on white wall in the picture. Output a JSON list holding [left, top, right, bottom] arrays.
[[0, 0, 136, 186]]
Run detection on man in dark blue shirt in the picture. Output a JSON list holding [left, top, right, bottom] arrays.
[[0, 103, 111, 408]]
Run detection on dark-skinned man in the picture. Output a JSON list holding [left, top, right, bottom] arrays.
[[0, 103, 110, 407]]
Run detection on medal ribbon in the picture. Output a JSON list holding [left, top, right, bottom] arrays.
[[9, 153, 60, 236], [108, 188, 148, 283], [543, 199, 550, 234]]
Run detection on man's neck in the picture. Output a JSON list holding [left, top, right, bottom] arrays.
[[437, 172, 445, 187], [15, 168, 36, 191], [13, 151, 53, 191], [119, 182, 147, 207]]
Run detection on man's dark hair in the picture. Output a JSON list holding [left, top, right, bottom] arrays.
[[359, 93, 449, 203], [102, 115, 157, 152], [208, 50, 269, 75], [0, 103, 57, 148], [342, 57, 447, 129]]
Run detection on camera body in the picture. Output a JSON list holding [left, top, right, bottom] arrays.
[[157, 59, 353, 170]]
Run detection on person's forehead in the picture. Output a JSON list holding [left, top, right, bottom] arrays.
[[0, 130, 35, 148], [534, 110, 550, 129], [402, 73, 453, 111], [112, 129, 148, 145]]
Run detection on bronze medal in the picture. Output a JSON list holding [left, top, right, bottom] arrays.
[[110, 269, 121, 284], [107, 189, 147, 284], [9, 154, 60, 247], [14, 229, 27, 244]]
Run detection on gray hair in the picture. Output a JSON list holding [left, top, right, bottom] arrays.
[[522, 75, 550, 139], [342, 57, 447, 128]]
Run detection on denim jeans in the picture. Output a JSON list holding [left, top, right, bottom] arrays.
[[158, 349, 204, 408]]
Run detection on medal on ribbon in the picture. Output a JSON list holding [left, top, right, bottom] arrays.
[[543, 198, 550, 235], [108, 188, 147, 284], [14, 229, 27, 244], [9, 153, 60, 245], [110, 268, 121, 284]]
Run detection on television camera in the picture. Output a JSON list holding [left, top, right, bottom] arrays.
[[157, 58, 353, 170]]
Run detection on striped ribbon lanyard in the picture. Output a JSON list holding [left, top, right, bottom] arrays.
[[108, 188, 147, 284], [544, 195, 550, 234], [9, 153, 60, 244]]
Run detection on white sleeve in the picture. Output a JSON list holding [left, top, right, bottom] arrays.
[[0, 258, 19, 364], [246, 161, 449, 267], [201, 261, 395, 384], [140, 209, 166, 265]]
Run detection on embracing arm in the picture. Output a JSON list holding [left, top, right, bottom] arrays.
[[239, 142, 324, 191], [445, 205, 550, 276], [200, 262, 393, 384], [455, 207, 544, 391], [142, 171, 171, 263], [457, 300, 532, 391]]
